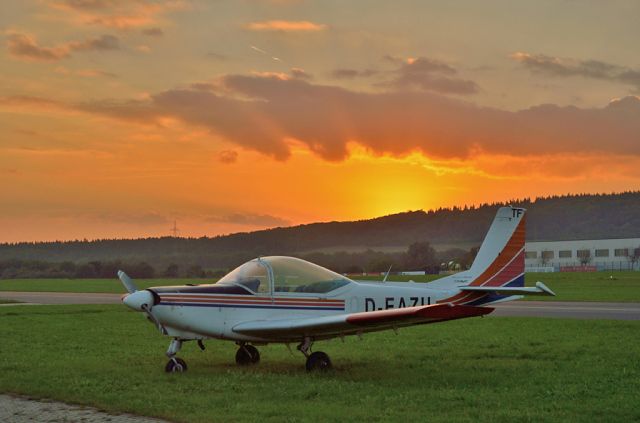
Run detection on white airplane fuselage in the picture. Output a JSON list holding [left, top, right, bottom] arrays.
[[141, 282, 459, 343]]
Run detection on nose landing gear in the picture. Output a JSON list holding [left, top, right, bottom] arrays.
[[165, 338, 187, 373]]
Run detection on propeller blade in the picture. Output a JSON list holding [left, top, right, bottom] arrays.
[[118, 270, 137, 294]]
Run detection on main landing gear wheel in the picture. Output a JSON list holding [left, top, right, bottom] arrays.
[[305, 351, 332, 372], [235, 344, 260, 366], [165, 357, 187, 373]]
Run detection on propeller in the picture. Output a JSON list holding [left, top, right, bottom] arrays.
[[118, 270, 167, 335]]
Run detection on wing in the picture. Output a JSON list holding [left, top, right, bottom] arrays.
[[232, 303, 493, 341]]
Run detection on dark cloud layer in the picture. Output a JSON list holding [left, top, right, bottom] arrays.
[[69, 34, 120, 51], [6, 32, 120, 61], [512, 52, 640, 91], [383, 57, 479, 94], [217, 149, 238, 164], [331, 56, 478, 95], [73, 72, 640, 163], [141, 27, 163, 37], [330, 68, 378, 79]]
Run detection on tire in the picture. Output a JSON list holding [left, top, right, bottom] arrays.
[[245, 344, 260, 364], [305, 351, 332, 372], [236, 345, 259, 366], [165, 357, 187, 373]]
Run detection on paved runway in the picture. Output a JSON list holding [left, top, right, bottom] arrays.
[[491, 300, 640, 320], [1, 291, 639, 320], [0, 291, 122, 305]]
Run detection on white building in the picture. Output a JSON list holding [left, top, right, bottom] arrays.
[[524, 238, 640, 272]]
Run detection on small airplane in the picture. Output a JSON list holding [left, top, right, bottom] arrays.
[[119, 206, 555, 372]]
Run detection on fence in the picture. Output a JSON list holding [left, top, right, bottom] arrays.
[[526, 261, 638, 272]]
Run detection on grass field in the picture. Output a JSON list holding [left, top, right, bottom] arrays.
[[0, 299, 19, 304], [2, 271, 639, 302], [0, 278, 193, 293], [0, 304, 638, 422]]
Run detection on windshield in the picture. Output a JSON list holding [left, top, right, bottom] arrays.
[[216, 259, 269, 293], [268, 256, 352, 294], [216, 256, 353, 295]]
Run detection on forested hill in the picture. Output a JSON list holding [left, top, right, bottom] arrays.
[[2, 192, 640, 269]]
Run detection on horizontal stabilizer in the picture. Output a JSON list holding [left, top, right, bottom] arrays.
[[459, 281, 556, 296]]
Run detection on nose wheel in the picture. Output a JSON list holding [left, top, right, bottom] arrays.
[[235, 344, 260, 366], [165, 338, 187, 373], [165, 357, 187, 373]]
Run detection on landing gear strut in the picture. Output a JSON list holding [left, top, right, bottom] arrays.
[[297, 337, 332, 372], [235, 343, 260, 366], [165, 338, 187, 373]]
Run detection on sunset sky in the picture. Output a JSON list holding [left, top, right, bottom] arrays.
[[1, 0, 639, 242]]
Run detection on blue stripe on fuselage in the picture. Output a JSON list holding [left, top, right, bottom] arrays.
[[160, 302, 344, 311]]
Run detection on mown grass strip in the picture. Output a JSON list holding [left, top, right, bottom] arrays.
[[1, 304, 638, 422]]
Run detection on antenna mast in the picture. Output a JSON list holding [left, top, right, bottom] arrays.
[[170, 220, 180, 237]]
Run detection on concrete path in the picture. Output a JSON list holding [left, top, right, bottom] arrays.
[[1, 291, 639, 320], [0, 394, 169, 423]]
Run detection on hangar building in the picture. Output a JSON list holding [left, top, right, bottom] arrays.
[[524, 238, 640, 272]]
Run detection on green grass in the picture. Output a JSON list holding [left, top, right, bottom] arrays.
[[0, 305, 638, 422], [0, 278, 197, 293], [523, 271, 640, 302], [0, 299, 19, 304], [1, 271, 640, 302]]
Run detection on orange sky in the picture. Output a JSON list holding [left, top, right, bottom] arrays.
[[1, 1, 640, 242]]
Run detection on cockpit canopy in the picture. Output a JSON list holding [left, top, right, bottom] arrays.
[[216, 256, 353, 294]]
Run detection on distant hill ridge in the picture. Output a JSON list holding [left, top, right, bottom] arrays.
[[2, 191, 640, 267]]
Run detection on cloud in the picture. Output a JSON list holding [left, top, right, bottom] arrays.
[[57, 0, 117, 10], [50, 0, 186, 29], [511, 52, 640, 90], [55, 66, 118, 78], [6, 33, 69, 61], [290, 68, 312, 80], [245, 20, 327, 32], [381, 56, 479, 95], [69, 34, 120, 50], [330, 68, 378, 79], [141, 27, 163, 36], [15, 74, 640, 164], [217, 149, 238, 164], [6, 31, 120, 62], [0, 95, 71, 113]]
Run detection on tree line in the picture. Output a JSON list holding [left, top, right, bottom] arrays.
[[0, 242, 479, 279]]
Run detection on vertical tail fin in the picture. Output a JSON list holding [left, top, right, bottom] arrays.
[[427, 206, 526, 301], [466, 206, 526, 288]]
